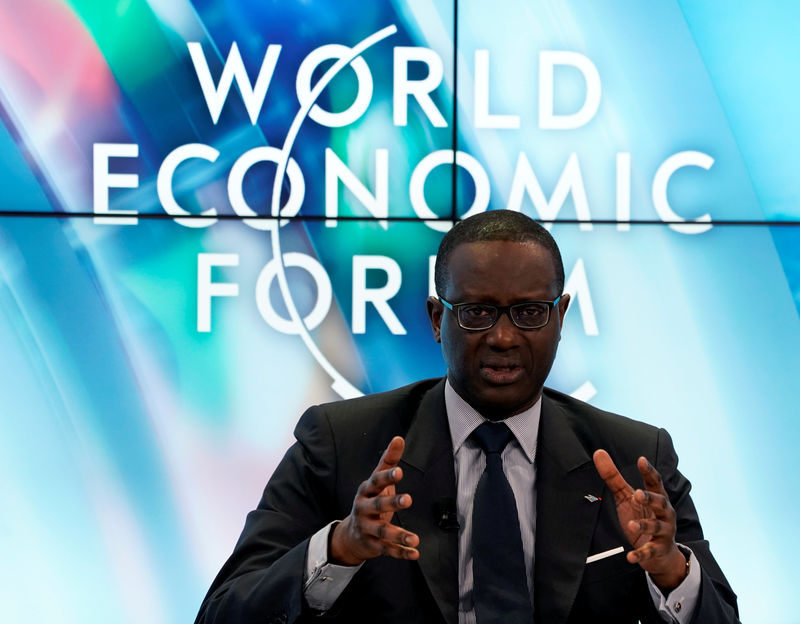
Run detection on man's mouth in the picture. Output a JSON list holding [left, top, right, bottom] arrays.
[[480, 363, 524, 385]]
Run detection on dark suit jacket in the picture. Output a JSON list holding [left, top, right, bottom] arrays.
[[195, 378, 739, 624]]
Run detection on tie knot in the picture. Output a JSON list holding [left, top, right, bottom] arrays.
[[471, 421, 514, 455]]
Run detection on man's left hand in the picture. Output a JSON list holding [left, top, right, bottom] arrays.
[[593, 449, 688, 592]]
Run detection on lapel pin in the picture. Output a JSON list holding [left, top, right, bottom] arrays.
[[584, 494, 602, 503]]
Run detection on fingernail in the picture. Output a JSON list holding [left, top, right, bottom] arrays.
[[398, 494, 406, 505], [390, 468, 397, 479]]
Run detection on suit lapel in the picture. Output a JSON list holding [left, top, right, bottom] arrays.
[[395, 380, 459, 624], [534, 394, 606, 624]]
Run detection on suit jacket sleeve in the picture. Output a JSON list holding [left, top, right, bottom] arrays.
[[193, 378, 445, 624], [655, 427, 740, 624], [194, 405, 343, 624]]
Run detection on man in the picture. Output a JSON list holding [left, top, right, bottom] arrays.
[[196, 210, 738, 623]]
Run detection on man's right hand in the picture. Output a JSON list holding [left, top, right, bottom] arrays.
[[329, 436, 420, 565]]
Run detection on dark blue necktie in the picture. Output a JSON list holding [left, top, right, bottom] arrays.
[[471, 422, 534, 624]]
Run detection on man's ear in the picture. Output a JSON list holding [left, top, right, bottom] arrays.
[[426, 296, 443, 343], [556, 293, 570, 332]]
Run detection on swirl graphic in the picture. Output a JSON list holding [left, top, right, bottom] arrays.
[[268, 25, 398, 399]]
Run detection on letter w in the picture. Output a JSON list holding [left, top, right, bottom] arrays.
[[187, 42, 281, 125]]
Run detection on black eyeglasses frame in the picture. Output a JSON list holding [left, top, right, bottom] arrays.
[[437, 295, 563, 331]]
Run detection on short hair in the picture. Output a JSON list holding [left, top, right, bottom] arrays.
[[434, 210, 565, 295]]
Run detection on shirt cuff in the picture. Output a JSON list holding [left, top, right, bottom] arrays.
[[646, 544, 701, 623], [303, 521, 363, 612]]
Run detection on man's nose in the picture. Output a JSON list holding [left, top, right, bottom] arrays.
[[485, 310, 519, 348]]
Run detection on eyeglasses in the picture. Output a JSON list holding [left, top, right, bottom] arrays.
[[438, 295, 562, 331]]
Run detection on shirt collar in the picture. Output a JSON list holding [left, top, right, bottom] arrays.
[[444, 379, 540, 464]]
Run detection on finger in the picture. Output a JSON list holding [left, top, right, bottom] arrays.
[[375, 436, 406, 473], [626, 540, 671, 564], [627, 518, 669, 539], [360, 519, 419, 548], [637, 456, 667, 496], [380, 541, 420, 561], [593, 449, 634, 502], [633, 488, 671, 517], [359, 466, 404, 498], [355, 492, 413, 516]]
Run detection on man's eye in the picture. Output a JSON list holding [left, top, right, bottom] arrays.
[[462, 305, 492, 318], [517, 305, 546, 317]]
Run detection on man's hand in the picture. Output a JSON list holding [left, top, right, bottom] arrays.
[[330, 436, 420, 566], [593, 449, 688, 592]]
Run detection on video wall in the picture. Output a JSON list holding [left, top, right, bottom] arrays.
[[1, 1, 798, 622]]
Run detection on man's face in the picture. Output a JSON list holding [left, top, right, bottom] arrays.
[[427, 240, 570, 419]]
